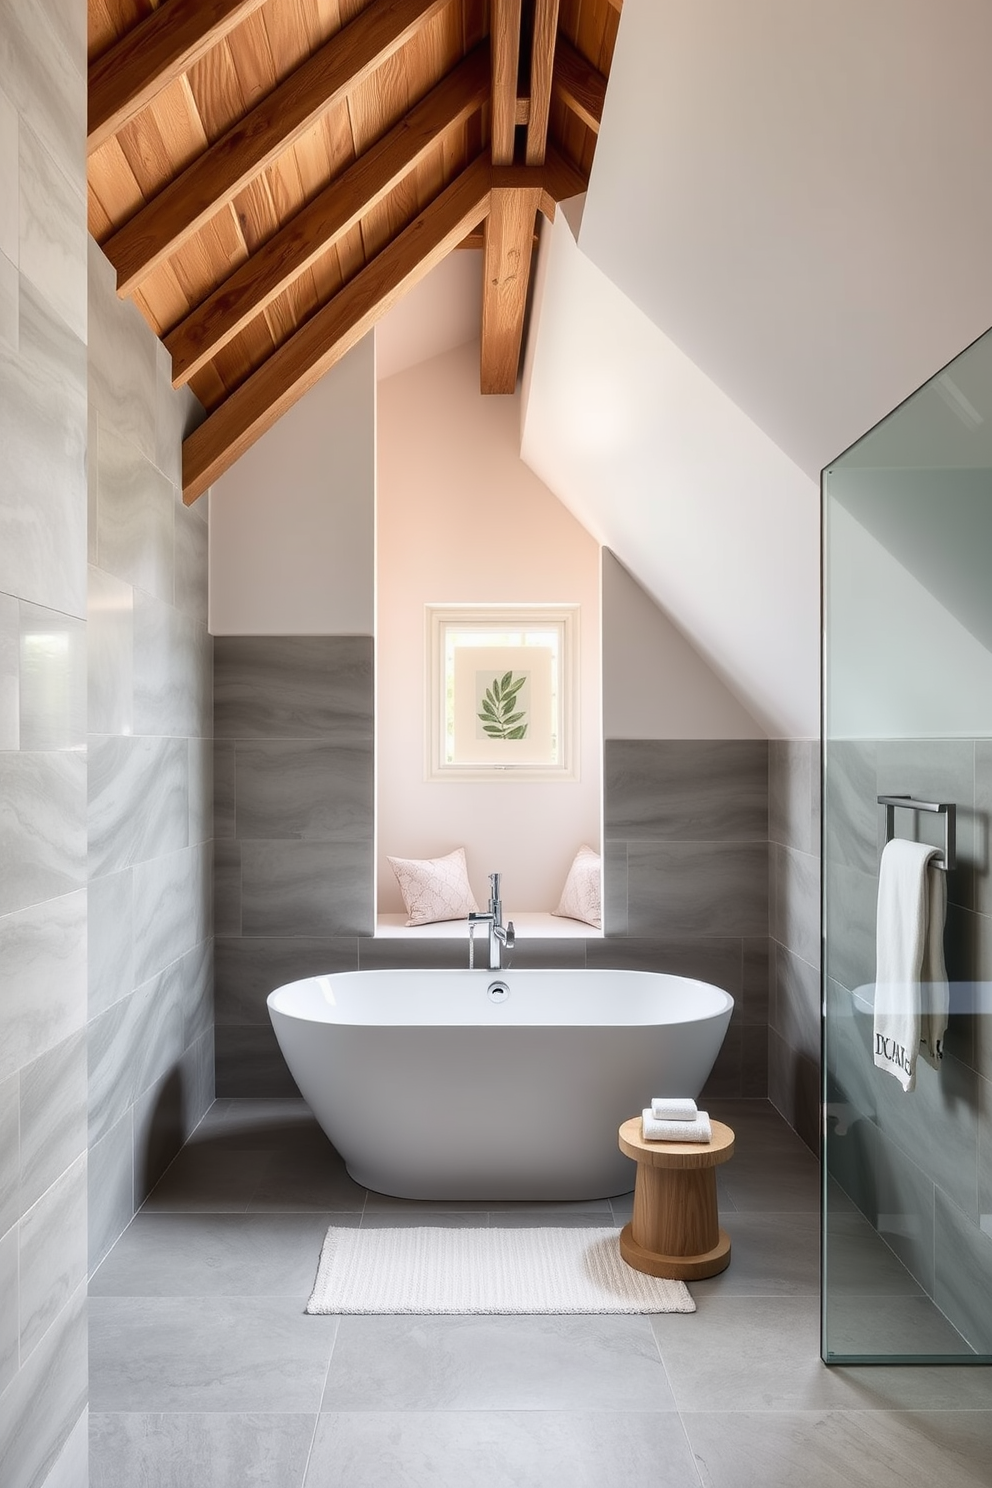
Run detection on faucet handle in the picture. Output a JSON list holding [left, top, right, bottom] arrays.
[[505, 919, 515, 949]]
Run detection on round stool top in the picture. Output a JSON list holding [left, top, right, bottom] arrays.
[[618, 1117, 735, 1170]]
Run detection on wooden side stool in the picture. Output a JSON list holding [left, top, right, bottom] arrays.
[[617, 1117, 734, 1281]]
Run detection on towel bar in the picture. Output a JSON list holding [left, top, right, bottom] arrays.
[[877, 795, 956, 872]]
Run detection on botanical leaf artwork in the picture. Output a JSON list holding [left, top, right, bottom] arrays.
[[478, 671, 528, 740]]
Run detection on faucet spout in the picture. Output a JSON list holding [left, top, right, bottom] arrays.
[[467, 872, 515, 969]]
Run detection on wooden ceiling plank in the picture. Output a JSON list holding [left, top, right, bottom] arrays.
[[480, 182, 540, 394], [552, 35, 606, 135], [182, 153, 492, 502], [166, 45, 489, 387], [105, 0, 452, 298], [525, 0, 560, 165], [491, 0, 522, 165], [88, 0, 268, 155]]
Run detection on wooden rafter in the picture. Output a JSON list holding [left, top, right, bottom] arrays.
[[104, 0, 451, 297], [481, 184, 541, 394], [525, 0, 560, 165], [88, 0, 268, 156], [552, 35, 607, 135], [490, 0, 522, 166], [165, 45, 490, 388], [182, 155, 493, 503]]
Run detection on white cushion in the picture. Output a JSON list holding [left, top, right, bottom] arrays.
[[551, 845, 602, 928], [387, 847, 480, 926]]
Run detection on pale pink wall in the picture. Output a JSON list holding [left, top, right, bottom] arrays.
[[376, 339, 602, 914]]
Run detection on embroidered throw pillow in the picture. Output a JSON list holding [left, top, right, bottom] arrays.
[[387, 847, 480, 926], [551, 845, 602, 928]]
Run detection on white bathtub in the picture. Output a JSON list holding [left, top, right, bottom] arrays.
[[267, 969, 734, 1200]]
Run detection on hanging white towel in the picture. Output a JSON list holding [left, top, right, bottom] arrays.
[[873, 838, 949, 1093]]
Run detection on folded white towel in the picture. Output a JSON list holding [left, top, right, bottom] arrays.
[[873, 838, 949, 1093], [642, 1109, 712, 1143], [650, 1098, 698, 1121]]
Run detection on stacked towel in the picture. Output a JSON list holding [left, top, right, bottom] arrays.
[[650, 1098, 698, 1121], [873, 838, 949, 1093], [642, 1109, 712, 1143]]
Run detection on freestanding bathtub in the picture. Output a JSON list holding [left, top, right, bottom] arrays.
[[267, 968, 734, 1201]]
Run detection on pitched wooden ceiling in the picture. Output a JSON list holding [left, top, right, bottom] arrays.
[[87, 0, 620, 503]]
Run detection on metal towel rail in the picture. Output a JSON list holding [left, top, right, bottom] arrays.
[[877, 795, 956, 872]]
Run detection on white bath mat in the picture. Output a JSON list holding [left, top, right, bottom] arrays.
[[306, 1226, 695, 1315]]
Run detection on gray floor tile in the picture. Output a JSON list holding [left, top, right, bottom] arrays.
[[359, 1210, 493, 1230], [320, 1315, 676, 1413], [90, 1413, 317, 1488], [691, 1212, 819, 1298], [140, 1147, 262, 1212], [248, 1149, 369, 1212], [304, 1411, 702, 1488], [824, 1292, 972, 1359], [720, 1149, 821, 1211], [90, 1212, 350, 1297], [89, 1296, 339, 1412]]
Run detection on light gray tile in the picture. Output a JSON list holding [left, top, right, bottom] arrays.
[[0, 85, 17, 266], [234, 740, 372, 842], [19, 1152, 87, 1361], [769, 739, 815, 854], [88, 1111, 134, 1275], [38, 1408, 88, 1488], [687, 1211, 818, 1298], [0, 0, 83, 189], [823, 738, 877, 874], [88, 238, 156, 463], [213, 636, 373, 741], [933, 1187, 992, 1353], [627, 841, 767, 938], [93, 417, 174, 601], [824, 1209, 925, 1303], [88, 1295, 339, 1412], [89, 1412, 315, 1488], [605, 739, 767, 841], [87, 398, 98, 564], [0, 243, 15, 352], [214, 938, 359, 1029], [873, 1126, 936, 1293], [0, 1280, 87, 1488], [824, 1290, 973, 1358], [720, 1141, 820, 1212], [87, 565, 133, 738], [155, 354, 204, 487], [180, 1027, 215, 1144], [179, 936, 213, 1048], [0, 277, 86, 617], [140, 1144, 264, 1214], [18, 1026, 86, 1214], [88, 965, 185, 1144], [0, 889, 86, 1083], [823, 859, 876, 994], [770, 843, 820, 967], [133, 590, 211, 740], [0, 751, 85, 914], [174, 499, 208, 621], [88, 868, 134, 1019], [0, 1072, 18, 1237], [872, 1046, 979, 1223], [132, 1038, 215, 1211], [188, 735, 212, 846], [88, 734, 188, 878], [0, 1221, 17, 1395], [91, 1212, 338, 1297], [132, 843, 210, 987], [18, 118, 85, 341], [215, 1024, 301, 1100], [321, 1315, 675, 1412], [304, 1411, 702, 1488], [602, 838, 627, 934], [0, 587, 18, 748], [770, 941, 819, 1057], [240, 839, 373, 936], [247, 1147, 368, 1212], [18, 599, 85, 750]]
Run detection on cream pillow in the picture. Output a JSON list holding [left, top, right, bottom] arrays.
[[552, 845, 602, 928], [387, 847, 480, 926]]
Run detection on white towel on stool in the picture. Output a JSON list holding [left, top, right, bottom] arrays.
[[650, 1098, 698, 1121], [642, 1109, 712, 1143], [873, 838, 949, 1093]]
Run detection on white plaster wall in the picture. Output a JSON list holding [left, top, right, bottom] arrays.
[[377, 339, 601, 914], [602, 551, 764, 740], [208, 335, 375, 636], [522, 208, 819, 739], [375, 250, 482, 382]]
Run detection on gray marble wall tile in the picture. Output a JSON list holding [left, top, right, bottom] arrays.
[[0, 247, 16, 352], [88, 733, 188, 877], [240, 839, 374, 937], [602, 838, 627, 935], [0, 278, 86, 618], [979, 1074, 992, 1225], [769, 739, 816, 854], [17, 118, 85, 342], [823, 860, 877, 995], [214, 740, 236, 838], [0, 84, 17, 267], [875, 738, 977, 912], [770, 942, 820, 1058], [86, 399, 98, 562], [741, 1024, 769, 1097], [18, 1027, 86, 1214], [823, 738, 877, 873], [874, 1127, 936, 1295], [700, 1022, 741, 1099], [180, 1026, 215, 1142], [215, 1024, 300, 1098], [38, 1408, 88, 1488], [88, 1112, 134, 1275], [174, 500, 208, 621], [0, 1072, 17, 1237], [88, 967, 185, 1145], [933, 1188, 992, 1352], [155, 355, 205, 487], [355, 937, 491, 972], [18, 1152, 86, 1361], [94, 417, 175, 602], [132, 1065, 191, 1209], [88, 238, 156, 462], [0, 1278, 87, 1488], [605, 739, 767, 841], [132, 843, 210, 987], [0, 749, 85, 912], [17, 600, 85, 750], [214, 936, 358, 1025], [234, 741, 372, 842], [88, 868, 133, 1019], [133, 590, 211, 740], [770, 843, 821, 968], [213, 636, 373, 741], [874, 1049, 980, 1224], [585, 935, 742, 998], [626, 841, 767, 938], [0, 0, 83, 186], [0, 588, 18, 748], [0, 1221, 16, 1395], [742, 937, 770, 1027], [214, 841, 241, 937], [180, 937, 214, 1049], [766, 1026, 820, 1151], [189, 735, 213, 846], [87, 565, 133, 738], [0, 889, 86, 1084]]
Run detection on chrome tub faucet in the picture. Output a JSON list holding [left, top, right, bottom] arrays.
[[468, 872, 515, 969]]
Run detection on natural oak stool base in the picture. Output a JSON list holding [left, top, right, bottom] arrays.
[[617, 1117, 735, 1281]]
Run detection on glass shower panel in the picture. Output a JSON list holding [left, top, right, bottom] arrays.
[[823, 326, 992, 1363]]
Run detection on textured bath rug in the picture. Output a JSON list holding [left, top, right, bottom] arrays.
[[306, 1227, 695, 1315]]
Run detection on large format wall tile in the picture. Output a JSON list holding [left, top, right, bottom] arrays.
[[88, 965, 186, 1145], [241, 839, 373, 937], [0, 751, 85, 913], [88, 733, 188, 877], [933, 1188, 992, 1352], [0, 589, 19, 750], [0, 890, 86, 1084], [769, 739, 818, 856], [18, 1027, 86, 1214], [87, 565, 133, 738], [17, 599, 85, 750], [605, 739, 767, 841], [0, 1073, 17, 1238], [87, 867, 133, 1019], [0, 246, 16, 352], [0, 1224, 16, 1396], [17, 117, 85, 342], [214, 636, 373, 741], [93, 417, 174, 600], [87, 239, 156, 462], [234, 741, 373, 841], [88, 1113, 133, 1275], [0, 1279, 87, 1488], [18, 1153, 87, 1362], [214, 936, 359, 1026], [626, 841, 768, 937], [133, 589, 211, 739], [0, 0, 83, 185], [131, 843, 210, 987], [0, 84, 17, 267]]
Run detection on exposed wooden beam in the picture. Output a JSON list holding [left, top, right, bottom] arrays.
[[525, 0, 560, 165], [552, 35, 606, 135], [182, 157, 492, 504], [88, 0, 267, 156], [457, 228, 538, 250], [539, 144, 588, 216], [105, 0, 450, 298], [480, 184, 541, 394], [165, 47, 490, 388], [604, 0, 623, 10], [491, 0, 522, 165]]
